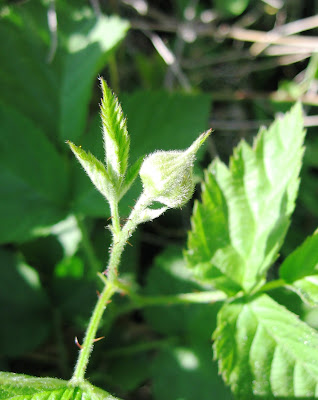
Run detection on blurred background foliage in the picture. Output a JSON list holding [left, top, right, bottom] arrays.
[[0, 0, 317, 399]]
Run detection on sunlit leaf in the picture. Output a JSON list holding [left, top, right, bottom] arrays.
[[214, 294, 318, 398], [186, 104, 305, 293]]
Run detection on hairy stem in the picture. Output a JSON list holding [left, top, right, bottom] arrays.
[[71, 193, 153, 382], [106, 193, 152, 282], [70, 282, 116, 383]]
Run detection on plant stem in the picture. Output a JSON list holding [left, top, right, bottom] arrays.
[[106, 193, 152, 282], [70, 282, 116, 383], [115, 279, 227, 308], [109, 200, 121, 238], [71, 193, 153, 382]]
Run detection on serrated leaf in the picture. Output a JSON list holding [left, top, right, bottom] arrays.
[[68, 141, 115, 203], [186, 103, 306, 293], [118, 156, 144, 200], [280, 231, 318, 305], [100, 78, 130, 186], [0, 372, 120, 400], [213, 293, 318, 398]]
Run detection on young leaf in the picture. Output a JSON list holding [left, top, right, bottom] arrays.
[[100, 78, 130, 186], [280, 231, 318, 306], [118, 156, 144, 200], [213, 294, 318, 398], [186, 103, 305, 293], [0, 372, 120, 400], [68, 141, 115, 202]]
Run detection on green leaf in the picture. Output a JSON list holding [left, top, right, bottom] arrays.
[[100, 78, 130, 187], [118, 156, 144, 200], [60, 16, 129, 143], [121, 91, 211, 162], [186, 103, 305, 293], [0, 104, 68, 244], [68, 141, 115, 203], [0, 3, 58, 143], [0, 3, 129, 239], [0, 372, 120, 400], [152, 344, 233, 400], [0, 2, 129, 144], [213, 293, 318, 398], [280, 231, 318, 305], [0, 248, 51, 357]]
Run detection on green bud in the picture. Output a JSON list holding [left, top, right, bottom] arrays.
[[139, 130, 211, 208]]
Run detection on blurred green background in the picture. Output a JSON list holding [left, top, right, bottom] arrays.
[[0, 0, 317, 399]]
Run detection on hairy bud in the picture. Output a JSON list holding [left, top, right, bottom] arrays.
[[139, 131, 211, 208]]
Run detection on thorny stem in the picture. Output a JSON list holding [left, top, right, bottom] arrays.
[[70, 281, 116, 383], [71, 193, 153, 382]]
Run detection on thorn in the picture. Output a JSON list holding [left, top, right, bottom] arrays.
[[75, 336, 82, 349], [128, 205, 134, 210], [93, 336, 105, 343], [126, 240, 133, 247], [103, 269, 108, 276], [96, 290, 101, 298], [107, 216, 113, 221], [106, 300, 112, 305]]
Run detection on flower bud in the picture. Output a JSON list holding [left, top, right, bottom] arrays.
[[139, 131, 211, 208]]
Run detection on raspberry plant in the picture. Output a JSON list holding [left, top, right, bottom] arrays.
[[1, 81, 318, 400]]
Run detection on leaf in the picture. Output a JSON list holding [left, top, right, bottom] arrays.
[[0, 372, 120, 400], [68, 141, 115, 203], [213, 293, 318, 398], [0, 2, 129, 144], [186, 103, 306, 293], [121, 91, 212, 162], [280, 231, 318, 305], [152, 344, 233, 400], [100, 78, 130, 186], [0, 3, 58, 143], [118, 156, 144, 200], [0, 248, 51, 357], [60, 16, 129, 143], [0, 104, 68, 244], [0, 2, 129, 239]]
